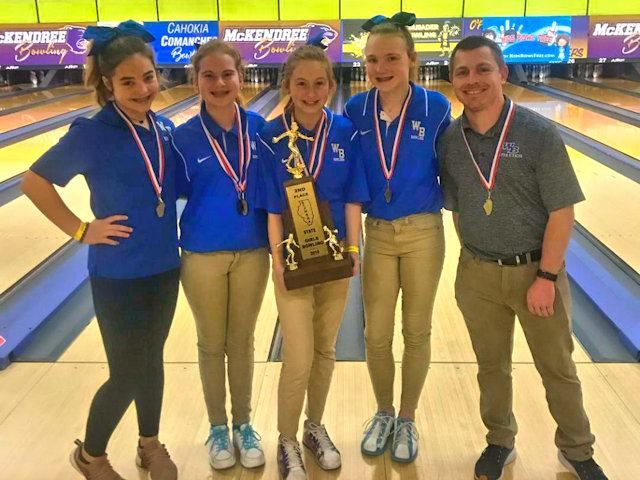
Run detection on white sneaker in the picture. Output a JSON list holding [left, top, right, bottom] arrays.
[[277, 436, 306, 480], [233, 423, 265, 468], [205, 424, 236, 470], [302, 420, 341, 470], [361, 411, 395, 455], [391, 418, 419, 463]]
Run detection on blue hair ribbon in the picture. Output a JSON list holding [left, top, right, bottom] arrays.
[[83, 20, 155, 56], [306, 33, 329, 50], [361, 12, 416, 32]]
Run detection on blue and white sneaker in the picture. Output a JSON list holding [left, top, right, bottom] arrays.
[[391, 418, 419, 463], [233, 423, 265, 468], [361, 411, 395, 456], [205, 424, 236, 470], [277, 436, 306, 480]]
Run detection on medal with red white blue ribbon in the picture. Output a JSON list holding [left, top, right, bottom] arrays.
[[113, 102, 166, 218], [373, 86, 413, 203], [460, 99, 516, 216], [281, 109, 329, 181], [199, 103, 251, 216]]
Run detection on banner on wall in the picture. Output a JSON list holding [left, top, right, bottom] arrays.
[[145, 21, 218, 65], [588, 16, 640, 61], [218, 21, 341, 64], [479, 16, 572, 63], [342, 18, 462, 63], [0, 24, 90, 68]]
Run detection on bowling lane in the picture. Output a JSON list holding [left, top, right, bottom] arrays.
[[0, 92, 94, 134], [543, 78, 640, 114], [504, 83, 640, 160], [0, 85, 88, 112], [0, 83, 268, 295], [592, 78, 640, 94], [0, 84, 195, 183]]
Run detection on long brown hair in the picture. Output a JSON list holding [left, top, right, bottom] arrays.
[[280, 45, 336, 111], [84, 35, 157, 106], [190, 39, 245, 106], [365, 22, 418, 82]]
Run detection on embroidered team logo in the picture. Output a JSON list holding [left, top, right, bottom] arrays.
[[251, 140, 258, 158], [410, 120, 425, 141], [502, 141, 523, 158], [331, 143, 345, 162]]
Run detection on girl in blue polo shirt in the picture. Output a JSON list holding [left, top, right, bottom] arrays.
[[21, 21, 179, 480], [344, 13, 451, 463], [171, 39, 269, 472], [257, 42, 369, 480]]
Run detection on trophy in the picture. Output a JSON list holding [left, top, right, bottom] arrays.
[[272, 120, 353, 290]]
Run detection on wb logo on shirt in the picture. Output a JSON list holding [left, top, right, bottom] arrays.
[[502, 142, 523, 158], [331, 143, 345, 162], [411, 120, 425, 141]]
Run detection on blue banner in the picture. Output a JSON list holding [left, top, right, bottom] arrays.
[[481, 16, 572, 63], [144, 21, 218, 65]]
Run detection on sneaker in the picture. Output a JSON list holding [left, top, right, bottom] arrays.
[[233, 423, 265, 468], [69, 439, 124, 480], [302, 420, 341, 470], [205, 424, 236, 470], [474, 444, 517, 480], [391, 418, 419, 463], [558, 451, 609, 480], [136, 439, 177, 480], [277, 436, 306, 480], [361, 411, 395, 456]]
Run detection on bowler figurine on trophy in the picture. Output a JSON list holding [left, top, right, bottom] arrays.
[[272, 119, 353, 290]]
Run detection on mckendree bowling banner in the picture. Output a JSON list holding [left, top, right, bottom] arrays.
[[144, 21, 218, 65], [218, 21, 341, 63], [343, 18, 463, 63], [588, 16, 640, 61], [0, 24, 90, 68]]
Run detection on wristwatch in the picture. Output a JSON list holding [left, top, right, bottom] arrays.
[[536, 269, 558, 282]]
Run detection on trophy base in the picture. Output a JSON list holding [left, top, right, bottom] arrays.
[[284, 257, 352, 290]]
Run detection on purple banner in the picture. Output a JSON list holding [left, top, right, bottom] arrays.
[[588, 16, 640, 61], [219, 21, 341, 64], [0, 25, 90, 67]]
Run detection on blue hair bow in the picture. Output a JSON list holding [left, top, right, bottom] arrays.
[[361, 12, 416, 32], [83, 20, 155, 56], [306, 33, 329, 50]]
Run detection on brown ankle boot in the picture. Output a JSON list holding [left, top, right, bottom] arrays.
[[70, 439, 125, 480], [136, 440, 178, 480]]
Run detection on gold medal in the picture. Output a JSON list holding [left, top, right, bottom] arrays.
[[483, 197, 493, 216], [156, 198, 165, 218]]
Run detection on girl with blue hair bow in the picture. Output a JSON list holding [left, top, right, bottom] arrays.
[[21, 20, 180, 480]]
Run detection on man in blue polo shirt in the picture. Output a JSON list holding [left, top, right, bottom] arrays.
[[438, 36, 608, 480]]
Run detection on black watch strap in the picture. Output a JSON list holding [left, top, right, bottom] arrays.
[[537, 269, 558, 282]]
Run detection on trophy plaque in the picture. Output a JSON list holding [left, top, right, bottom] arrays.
[[273, 120, 353, 290]]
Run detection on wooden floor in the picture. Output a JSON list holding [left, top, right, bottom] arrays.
[[1, 81, 639, 479], [544, 78, 640, 114], [591, 78, 640, 94], [0, 85, 87, 112]]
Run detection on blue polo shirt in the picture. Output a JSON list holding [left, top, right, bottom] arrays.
[[30, 102, 180, 279], [257, 108, 369, 241], [344, 82, 451, 221], [172, 103, 268, 252]]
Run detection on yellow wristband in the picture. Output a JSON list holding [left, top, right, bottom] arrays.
[[345, 245, 359, 254], [73, 222, 87, 241]]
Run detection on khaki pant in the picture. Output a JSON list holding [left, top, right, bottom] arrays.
[[275, 275, 351, 438], [362, 212, 445, 412], [455, 247, 595, 461], [181, 248, 269, 425]]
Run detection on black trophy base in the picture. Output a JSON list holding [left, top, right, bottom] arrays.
[[284, 257, 353, 290]]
